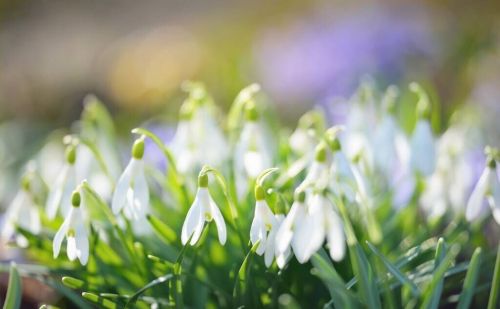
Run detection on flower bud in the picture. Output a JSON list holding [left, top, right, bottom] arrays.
[[255, 185, 265, 201], [65, 144, 77, 165], [198, 173, 209, 188], [132, 137, 145, 159], [245, 101, 259, 122], [71, 190, 81, 207], [294, 190, 306, 203]]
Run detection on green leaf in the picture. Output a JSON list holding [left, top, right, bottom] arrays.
[[457, 247, 482, 309], [311, 249, 362, 308], [487, 242, 500, 309], [62, 276, 85, 289], [82, 292, 119, 309], [146, 214, 177, 244], [421, 240, 460, 309], [366, 241, 420, 297], [125, 274, 174, 308], [233, 241, 260, 301], [3, 263, 22, 309]]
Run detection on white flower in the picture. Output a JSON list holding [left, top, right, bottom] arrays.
[[466, 162, 500, 224], [275, 193, 306, 269], [330, 150, 357, 202], [53, 190, 89, 265], [289, 127, 316, 156], [181, 174, 226, 246], [234, 107, 273, 198], [112, 138, 150, 221], [420, 173, 448, 219], [170, 118, 197, 174], [46, 144, 78, 219], [250, 189, 278, 259], [1, 183, 41, 247], [410, 119, 436, 177], [192, 105, 229, 168], [293, 193, 345, 263], [297, 143, 330, 194]]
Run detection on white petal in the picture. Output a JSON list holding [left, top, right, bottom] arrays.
[[488, 171, 500, 225], [1, 192, 24, 242], [275, 201, 303, 254], [244, 151, 265, 178], [133, 163, 149, 218], [189, 214, 205, 246], [264, 229, 276, 267], [410, 120, 436, 176], [325, 209, 346, 262], [112, 159, 135, 214], [209, 197, 227, 245], [46, 165, 69, 219], [67, 236, 77, 261], [181, 195, 202, 245], [466, 168, 491, 222], [293, 210, 325, 263], [53, 220, 69, 258], [60, 166, 77, 218], [75, 223, 89, 265]]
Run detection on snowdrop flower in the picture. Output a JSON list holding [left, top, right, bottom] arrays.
[[325, 129, 357, 202], [234, 104, 273, 198], [289, 110, 324, 156], [53, 190, 89, 265], [181, 172, 226, 246], [297, 143, 330, 194], [46, 143, 78, 219], [170, 105, 198, 174], [293, 192, 346, 263], [275, 191, 306, 268], [250, 185, 279, 263], [409, 83, 435, 177], [1, 175, 41, 246], [112, 137, 150, 221], [465, 156, 500, 224]]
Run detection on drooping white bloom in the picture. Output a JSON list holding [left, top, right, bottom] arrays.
[[410, 119, 436, 177], [275, 192, 306, 269], [330, 148, 358, 202], [465, 161, 500, 224], [250, 187, 278, 260], [289, 127, 316, 156], [234, 105, 273, 198], [112, 138, 150, 221], [53, 190, 89, 265], [297, 143, 330, 193], [420, 172, 448, 219], [46, 144, 78, 219], [1, 179, 41, 247], [293, 193, 345, 263], [170, 117, 197, 174], [181, 173, 226, 246], [170, 87, 229, 174]]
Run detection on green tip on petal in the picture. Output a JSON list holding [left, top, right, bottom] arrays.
[[71, 190, 81, 207], [198, 173, 209, 188], [21, 174, 31, 192], [132, 137, 145, 159]]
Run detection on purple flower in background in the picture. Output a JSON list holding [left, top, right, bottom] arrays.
[[253, 7, 435, 105]]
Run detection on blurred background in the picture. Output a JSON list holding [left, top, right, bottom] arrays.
[[1, 0, 500, 304]]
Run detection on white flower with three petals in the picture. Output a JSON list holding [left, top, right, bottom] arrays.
[[1, 177, 41, 247], [181, 173, 227, 246], [53, 190, 89, 265], [293, 193, 346, 263], [466, 160, 500, 224], [112, 137, 150, 221], [46, 144, 78, 219]]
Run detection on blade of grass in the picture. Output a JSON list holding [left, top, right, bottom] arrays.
[[487, 242, 500, 309], [366, 241, 420, 297], [457, 247, 482, 309], [3, 263, 22, 309]]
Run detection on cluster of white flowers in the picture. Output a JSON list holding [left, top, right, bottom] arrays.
[[1, 81, 499, 269]]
